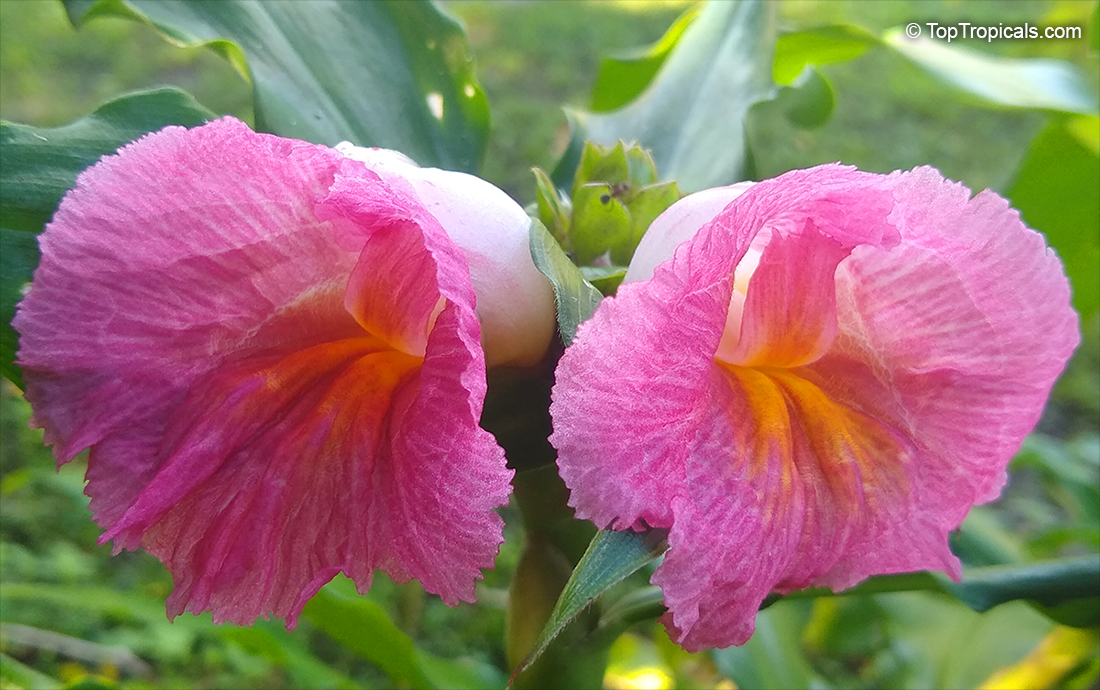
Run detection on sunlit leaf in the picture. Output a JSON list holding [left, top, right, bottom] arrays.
[[0, 88, 216, 388], [64, 0, 491, 171], [1007, 115, 1100, 318], [883, 30, 1099, 115], [589, 4, 701, 112], [564, 0, 777, 193], [772, 24, 877, 85]]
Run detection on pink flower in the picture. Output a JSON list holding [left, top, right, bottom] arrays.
[[549, 164, 1079, 651], [15, 117, 555, 625]]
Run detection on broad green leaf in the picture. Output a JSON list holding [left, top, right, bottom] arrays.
[[711, 601, 819, 690], [566, 0, 777, 193], [528, 218, 603, 346], [64, 0, 491, 171], [302, 581, 500, 690], [772, 24, 877, 85], [883, 29, 1099, 115], [1007, 115, 1100, 318], [0, 230, 38, 388], [302, 585, 433, 690], [0, 87, 216, 388], [880, 594, 1055, 690], [221, 626, 358, 690], [589, 4, 701, 112], [513, 529, 668, 679]]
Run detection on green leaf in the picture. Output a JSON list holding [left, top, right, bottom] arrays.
[[302, 585, 433, 690], [772, 24, 877, 86], [528, 218, 603, 346], [303, 582, 500, 690], [711, 601, 819, 690], [883, 29, 1099, 115], [1007, 115, 1100, 318], [513, 529, 668, 679], [772, 67, 835, 130], [0, 87, 216, 388], [64, 0, 491, 172], [579, 266, 627, 297], [589, 4, 701, 112], [532, 167, 570, 247], [566, 0, 778, 193], [221, 625, 358, 690], [0, 652, 62, 690]]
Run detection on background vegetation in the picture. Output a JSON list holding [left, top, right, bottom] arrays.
[[1, 1, 1097, 688]]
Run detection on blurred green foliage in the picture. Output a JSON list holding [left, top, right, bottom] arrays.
[[1, 1, 1098, 688]]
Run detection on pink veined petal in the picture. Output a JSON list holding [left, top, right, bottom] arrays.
[[724, 224, 847, 367], [551, 163, 1078, 651], [15, 117, 513, 625]]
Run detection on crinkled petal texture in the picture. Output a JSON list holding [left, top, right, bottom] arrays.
[[15, 117, 513, 625], [550, 164, 1079, 651]]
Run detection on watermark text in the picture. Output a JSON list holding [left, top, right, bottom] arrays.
[[905, 22, 1083, 42]]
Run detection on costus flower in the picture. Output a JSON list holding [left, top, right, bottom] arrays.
[[15, 117, 555, 625], [549, 164, 1079, 651]]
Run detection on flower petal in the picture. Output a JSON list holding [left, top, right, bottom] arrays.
[[551, 163, 1078, 651], [16, 117, 512, 624]]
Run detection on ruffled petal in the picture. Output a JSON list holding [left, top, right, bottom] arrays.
[[16, 117, 513, 624], [551, 163, 1078, 651]]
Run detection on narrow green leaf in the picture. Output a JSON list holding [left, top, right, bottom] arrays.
[[567, 0, 778, 193], [764, 555, 1100, 628], [513, 529, 668, 679], [883, 29, 1099, 115], [943, 556, 1100, 618], [528, 218, 603, 346], [0, 88, 216, 388], [0, 652, 62, 690], [65, 0, 491, 171], [532, 167, 570, 246], [772, 24, 877, 85], [1007, 115, 1100, 318], [589, 4, 701, 112]]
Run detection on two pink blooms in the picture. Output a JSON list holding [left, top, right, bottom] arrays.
[[15, 118, 1078, 650]]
